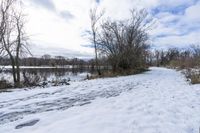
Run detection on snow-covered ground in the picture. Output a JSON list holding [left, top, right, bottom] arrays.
[[0, 67, 200, 133]]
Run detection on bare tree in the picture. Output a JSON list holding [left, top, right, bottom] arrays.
[[97, 9, 152, 72], [55, 56, 65, 66], [0, 0, 15, 55], [89, 6, 104, 75], [0, 0, 30, 87]]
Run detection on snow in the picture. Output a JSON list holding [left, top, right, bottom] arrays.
[[0, 67, 200, 133]]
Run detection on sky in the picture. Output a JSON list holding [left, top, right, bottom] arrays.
[[22, 0, 200, 58]]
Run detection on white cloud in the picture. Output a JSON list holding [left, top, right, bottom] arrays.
[[155, 12, 181, 23], [149, 1, 200, 49], [30, 44, 93, 58], [21, 0, 200, 57], [29, 0, 56, 11], [184, 2, 200, 23], [159, 0, 194, 8], [154, 30, 200, 48], [24, 0, 94, 57]]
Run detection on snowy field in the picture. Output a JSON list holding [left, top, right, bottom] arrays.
[[0, 67, 200, 133]]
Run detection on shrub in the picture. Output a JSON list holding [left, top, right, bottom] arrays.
[[22, 72, 42, 87], [0, 78, 12, 89], [184, 69, 200, 84]]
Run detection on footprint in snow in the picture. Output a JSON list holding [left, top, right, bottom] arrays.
[[15, 119, 40, 129]]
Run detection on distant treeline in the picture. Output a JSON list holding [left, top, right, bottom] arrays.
[[149, 45, 200, 84], [150, 45, 200, 68], [0, 54, 108, 67]]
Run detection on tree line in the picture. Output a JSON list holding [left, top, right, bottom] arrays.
[[149, 45, 200, 84], [150, 45, 200, 68], [0, 54, 107, 69]]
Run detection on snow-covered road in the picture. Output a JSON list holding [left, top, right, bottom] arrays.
[[0, 67, 200, 133]]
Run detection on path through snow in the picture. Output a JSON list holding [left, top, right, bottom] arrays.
[[0, 67, 200, 133]]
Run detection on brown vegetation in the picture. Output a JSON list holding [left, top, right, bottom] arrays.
[[152, 45, 200, 84], [0, 78, 12, 89], [89, 9, 153, 74]]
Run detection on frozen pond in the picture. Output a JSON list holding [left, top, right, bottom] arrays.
[[0, 66, 93, 84]]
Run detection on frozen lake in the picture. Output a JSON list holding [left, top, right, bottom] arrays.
[[0, 66, 93, 84]]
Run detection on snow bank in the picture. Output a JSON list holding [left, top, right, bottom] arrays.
[[0, 67, 200, 133]]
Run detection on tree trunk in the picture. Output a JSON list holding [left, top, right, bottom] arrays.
[[10, 57, 17, 87], [93, 32, 101, 75], [15, 18, 21, 87], [15, 57, 20, 87]]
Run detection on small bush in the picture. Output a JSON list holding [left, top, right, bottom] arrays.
[[22, 72, 42, 87], [190, 75, 200, 84], [184, 69, 200, 84], [0, 79, 12, 89]]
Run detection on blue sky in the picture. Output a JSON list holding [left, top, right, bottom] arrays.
[[149, 0, 200, 49], [23, 0, 200, 58]]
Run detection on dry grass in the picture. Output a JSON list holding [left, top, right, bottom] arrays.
[[190, 74, 200, 84], [184, 69, 200, 84], [0, 79, 12, 89], [88, 68, 149, 80]]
